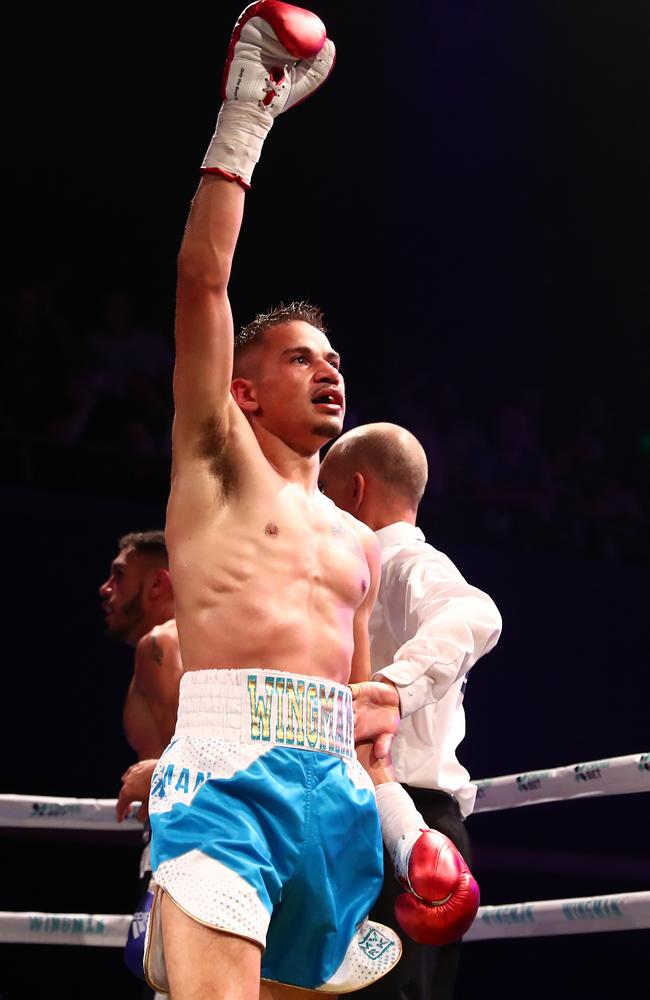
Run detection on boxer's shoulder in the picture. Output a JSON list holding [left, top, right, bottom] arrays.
[[342, 507, 382, 574], [135, 624, 180, 680]]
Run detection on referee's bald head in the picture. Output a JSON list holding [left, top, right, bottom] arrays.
[[320, 423, 428, 512]]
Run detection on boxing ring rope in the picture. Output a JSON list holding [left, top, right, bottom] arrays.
[[2, 891, 649, 947], [472, 751, 650, 814], [0, 795, 143, 831], [0, 913, 131, 947], [464, 891, 650, 941], [2, 751, 648, 831], [2, 750, 648, 948]]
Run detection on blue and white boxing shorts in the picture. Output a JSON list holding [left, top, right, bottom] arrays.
[[144, 669, 401, 993]]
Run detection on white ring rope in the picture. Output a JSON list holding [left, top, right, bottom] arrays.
[[0, 795, 143, 831], [2, 752, 648, 831], [472, 751, 650, 813], [2, 891, 649, 947], [464, 890, 650, 941], [0, 912, 131, 947], [3, 751, 648, 951]]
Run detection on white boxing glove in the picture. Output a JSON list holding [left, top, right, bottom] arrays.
[[202, 1, 335, 188]]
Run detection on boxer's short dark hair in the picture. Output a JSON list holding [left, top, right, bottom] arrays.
[[234, 301, 326, 372], [118, 530, 168, 565]]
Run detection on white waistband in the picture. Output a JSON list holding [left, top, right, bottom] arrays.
[[177, 668, 355, 761]]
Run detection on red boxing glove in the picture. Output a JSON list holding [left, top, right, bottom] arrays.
[[393, 828, 480, 946]]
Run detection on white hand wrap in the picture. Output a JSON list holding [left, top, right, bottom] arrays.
[[375, 782, 427, 885], [201, 102, 274, 189], [200, 2, 334, 189]]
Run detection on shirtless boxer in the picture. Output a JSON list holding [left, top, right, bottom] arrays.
[[144, 5, 474, 998], [100, 531, 180, 760], [99, 530, 182, 991], [141, 5, 396, 998]]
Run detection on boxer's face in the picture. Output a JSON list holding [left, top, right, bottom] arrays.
[[99, 546, 147, 644], [238, 321, 345, 446]]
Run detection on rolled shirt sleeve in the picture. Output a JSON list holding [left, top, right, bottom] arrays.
[[375, 550, 502, 718]]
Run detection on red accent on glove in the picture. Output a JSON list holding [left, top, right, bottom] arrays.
[[222, 1, 327, 99], [394, 829, 480, 946]]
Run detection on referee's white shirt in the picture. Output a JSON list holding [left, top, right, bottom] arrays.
[[370, 522, 502, 818]]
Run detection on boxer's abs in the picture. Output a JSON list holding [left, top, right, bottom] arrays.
[[170, 501, 369, 684]]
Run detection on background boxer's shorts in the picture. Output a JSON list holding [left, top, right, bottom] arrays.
[[148, 669, 384, 991]]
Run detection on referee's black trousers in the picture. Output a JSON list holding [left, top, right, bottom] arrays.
[[356, 786, 472, 1000]]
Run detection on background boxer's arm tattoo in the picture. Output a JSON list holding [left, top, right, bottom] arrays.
[[150, 635, 164, 665]]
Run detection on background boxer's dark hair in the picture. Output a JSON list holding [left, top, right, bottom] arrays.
[[233, 300, 327, 376], [118, 530, 168, 564]]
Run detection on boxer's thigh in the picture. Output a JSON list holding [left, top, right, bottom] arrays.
[[161, 892, 262, 1000]]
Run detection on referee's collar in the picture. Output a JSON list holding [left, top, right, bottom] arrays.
[[374, 521, 426, 550]]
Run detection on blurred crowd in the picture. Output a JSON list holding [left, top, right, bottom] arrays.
[[2, 284, 174, 500], [2, 283, 647, 567], [390, 377, 648, 568]]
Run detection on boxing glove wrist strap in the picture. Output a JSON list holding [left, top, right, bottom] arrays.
[[375, 782, 427, 886], [201, 101, 274, 188]]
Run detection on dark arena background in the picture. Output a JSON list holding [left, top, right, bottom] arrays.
[[2, 2, 649, 997]]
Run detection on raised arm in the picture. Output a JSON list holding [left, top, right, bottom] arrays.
[[170, 2, 335, 473], [172, 176, 244, 467]]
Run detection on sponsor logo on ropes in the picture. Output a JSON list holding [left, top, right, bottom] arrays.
[[638, 753, 650, 772], [478, 904, 535, 926], [516, 771, 549, 793], [29, 916, 106, 936], [474, 780, 491, 799], [32, 802, 81, 818], [247, 674, 354, 759], [130, 911, 149, 939], [358, 927, 395, 959], [562, 897, 623, 921], [574, 760, 610, 783]]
